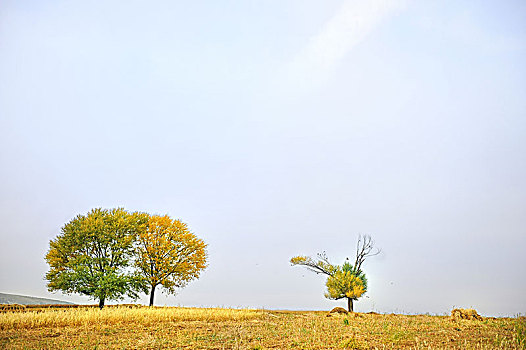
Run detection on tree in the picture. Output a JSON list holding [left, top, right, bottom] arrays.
[[290, 234, 379, 312], [325, 260, 368, 312], [135, 214, 207, 306], [45, 208, 147, 308]]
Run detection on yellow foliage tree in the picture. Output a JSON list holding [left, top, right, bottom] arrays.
[[135, 215, 207, 306], [324, 262, 367, 312]]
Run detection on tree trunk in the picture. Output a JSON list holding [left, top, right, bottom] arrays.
[[149, 285, 156, 307], [347, 298, 354, 313], [99, 298, 105, 309]]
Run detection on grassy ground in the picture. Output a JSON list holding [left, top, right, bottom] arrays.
[[1, 306, 524, 349]]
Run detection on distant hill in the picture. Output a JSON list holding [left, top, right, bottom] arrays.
[[0, 292, 75, 305]]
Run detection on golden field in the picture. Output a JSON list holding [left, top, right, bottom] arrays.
[[0, 305, 524, 349]]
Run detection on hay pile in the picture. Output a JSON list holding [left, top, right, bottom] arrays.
[[451, 308, 483, 321], [326, 307, 348, 317]]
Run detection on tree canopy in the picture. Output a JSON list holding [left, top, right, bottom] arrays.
[[324, 260, 368, 311], [135, 214, 208, 306], [45, 208, 147, 308]]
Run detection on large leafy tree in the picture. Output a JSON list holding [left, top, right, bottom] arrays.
[[290, 234, 379, 312], [45, 208, 147, 308], [135, 214, 207, 306]]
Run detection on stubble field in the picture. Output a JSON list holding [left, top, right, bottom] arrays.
[[1, 305, 524, 349]]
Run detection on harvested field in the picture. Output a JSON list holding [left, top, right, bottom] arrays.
[[0, 306, 524, 349]]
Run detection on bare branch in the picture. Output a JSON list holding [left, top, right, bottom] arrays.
[[354, 234, 380, 272]]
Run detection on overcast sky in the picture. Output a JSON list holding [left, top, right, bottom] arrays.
[[1, 0, 525, 317]]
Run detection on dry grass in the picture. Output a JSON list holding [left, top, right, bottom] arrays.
[[0, 306, 263, 330], [0, 304, 26, 312], [0, 306, 524, 349]]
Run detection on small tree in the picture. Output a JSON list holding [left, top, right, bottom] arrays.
[[135, 214, 207, 306], [290, 234, 379, 312], [325, 260, 368, 312], [45, 208, 147, 308]]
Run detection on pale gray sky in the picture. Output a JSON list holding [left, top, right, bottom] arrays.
[[1, 0, 525, 317]]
